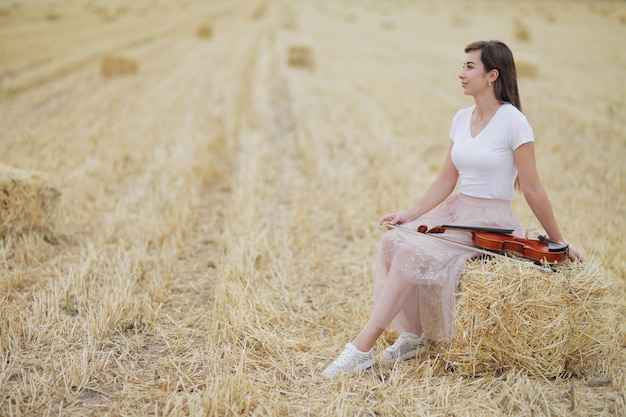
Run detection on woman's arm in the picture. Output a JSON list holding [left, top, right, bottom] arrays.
[[381, 142, 459, 225], [514, 142, 584, 262]]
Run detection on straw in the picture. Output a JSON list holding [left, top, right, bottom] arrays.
[[446, 258, 619, 378]]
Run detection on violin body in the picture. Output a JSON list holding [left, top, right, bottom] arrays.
[[424, 225, 569, 264], [471, 231, 568, 263]]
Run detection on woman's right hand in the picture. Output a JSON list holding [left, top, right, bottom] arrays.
[[379, 211, 411, 226]]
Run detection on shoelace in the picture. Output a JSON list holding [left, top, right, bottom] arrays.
[[333, 345, 357, 366]]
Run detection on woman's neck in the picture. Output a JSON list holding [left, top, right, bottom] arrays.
[[473, 96, 502, 121]]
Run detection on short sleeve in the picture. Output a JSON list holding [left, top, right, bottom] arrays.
[[449, 109, 464, 142], [509, 112, 534, 150]]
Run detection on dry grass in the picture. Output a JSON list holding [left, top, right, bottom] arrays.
[[1, 0, 625, 416]]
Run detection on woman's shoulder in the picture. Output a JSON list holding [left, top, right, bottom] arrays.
[[498, 103, 534, 144], [498, 103, 531, 125], [499, 103, 525, 118], [450, 105, 474, 139], [458, 105, 475, 115], [453, 105, 475, 120]]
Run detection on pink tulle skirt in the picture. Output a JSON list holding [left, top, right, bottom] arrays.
[[371, 193, 523, 342]]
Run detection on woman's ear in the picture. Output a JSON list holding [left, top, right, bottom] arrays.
[[489, 69, 500, 83]]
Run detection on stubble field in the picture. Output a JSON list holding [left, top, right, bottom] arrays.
[[1, 0, 625, 416]]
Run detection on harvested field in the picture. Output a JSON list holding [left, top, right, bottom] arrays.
[[1, 0, 625, 416]]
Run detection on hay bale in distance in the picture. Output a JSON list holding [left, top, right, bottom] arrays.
[[287, 45, 314, 69], [514, 19, 531, 41], [381, 21, 395, 31], [450, 12, 469, 27], [100, 54, 138, 78], [250, 3, 265, 20], [196, 23, 213, 39], [281, 18, 298, 30], [45, 10, 61, 21], [0, 164, 61, 240], [516, 56, 539, 78], [445, 258, 618, 378]]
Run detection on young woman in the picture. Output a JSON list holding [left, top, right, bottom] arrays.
[[322, 40, 584, 378]]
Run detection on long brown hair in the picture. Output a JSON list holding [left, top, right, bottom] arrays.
[[464, 40, 521, 111]]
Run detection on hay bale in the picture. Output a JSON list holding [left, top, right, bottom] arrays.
[[381, 21, 395, 31], [0, 164, 61, 240], [100, 54, 138, 78], [281, 18, 298, 30], [287, 45, 314, 69], [515, 55, 539, 78], [195, 24, 213, 39], [514, 19, 531, 42], [250, 3, 265, 20], [45, 11, 61, 21], [445, 259, 618, 378], [450, 12, 469, 27]]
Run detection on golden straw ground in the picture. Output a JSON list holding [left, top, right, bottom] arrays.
[[0, 0, 624, 416]]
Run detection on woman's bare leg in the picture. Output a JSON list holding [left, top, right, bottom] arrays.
[[352, 267, 423, 351]]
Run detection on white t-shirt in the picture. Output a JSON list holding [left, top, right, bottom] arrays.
[[449, 103, 534, 200]]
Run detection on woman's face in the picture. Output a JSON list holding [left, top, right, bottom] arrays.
[[459, 50, 490, 96]]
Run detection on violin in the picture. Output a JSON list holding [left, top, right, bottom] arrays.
[[419, 224, 569, 264]]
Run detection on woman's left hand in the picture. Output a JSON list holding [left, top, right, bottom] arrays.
[[568, 246, 585, 263]]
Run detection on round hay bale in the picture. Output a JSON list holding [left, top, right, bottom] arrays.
[[287, 45, 314, 69], [100, 54, 138, 78], [196, 23, 213, 39], [445, 258, 619, 378], [0, 164, 61, 240]]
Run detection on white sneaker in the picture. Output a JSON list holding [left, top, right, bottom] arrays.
[[380, 332, 427, 364], [321, 343, 376, 378]]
